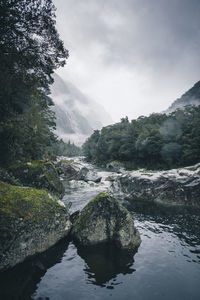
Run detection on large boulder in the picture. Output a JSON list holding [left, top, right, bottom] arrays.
[[0, 181, 71, 271], [111, 163, 200, 207], [9, 160, 64, 198], [71, 192, 141, 250], [56, 159, 101, 183], [56, 159, 81, 179]]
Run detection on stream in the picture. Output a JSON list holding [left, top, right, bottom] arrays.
[[0, 157, 200, 300]]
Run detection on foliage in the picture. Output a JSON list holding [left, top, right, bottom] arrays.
[[83, 106, 200, 169], [0, 0, 68, 166], [8, 160, 65, 197], [51, 139, 82, 157]]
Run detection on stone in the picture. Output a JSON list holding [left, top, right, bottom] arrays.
[[56, 160, 101, 183], [9, 160, 64, 198], [71, 192, 141, 250], [106, 161, 125, 173], [111, 163, 200, 207], [105, 176, 115, 182], [77, 167, 102, 183], [56, 159, 81, 179], [0, 181, 71, 271]]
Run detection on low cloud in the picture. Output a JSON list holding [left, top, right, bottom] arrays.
[[54, 0, 200, 122]]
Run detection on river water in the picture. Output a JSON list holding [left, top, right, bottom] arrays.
[[0, 157, 200, 300]]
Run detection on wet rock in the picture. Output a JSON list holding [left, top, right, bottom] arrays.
[[106, 161, 125, 173], [70, 210, 80, 224], [57, 160, 101, 183], [111, 164, 200, 207], [56, 159, 81, 180], [71, 192, 141, 250], [0, 181, 71, 271], [105, 176, 115, 182], [77, 167, 102, 183], [9, 160, 64, 198]]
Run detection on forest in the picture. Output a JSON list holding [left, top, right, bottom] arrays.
[[0, 0, 73, 167], [83, 105, 200, 169]]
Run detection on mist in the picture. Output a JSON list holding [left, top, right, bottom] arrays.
[[53, 0, 200, 122]]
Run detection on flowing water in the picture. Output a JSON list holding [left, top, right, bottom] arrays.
[[0, 157, 200, 300]]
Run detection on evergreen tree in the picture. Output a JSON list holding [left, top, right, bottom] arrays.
[[0, 0, 68, 166]]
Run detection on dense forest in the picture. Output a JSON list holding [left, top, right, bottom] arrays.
[[83, 105, 200, 169], [1, 1, 199, 171], [0, 0, 74, 167]]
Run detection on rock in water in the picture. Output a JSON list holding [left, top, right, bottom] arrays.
[[56, 159, 81, 179], [71, 192, 141, 250], [111, 163, 200, 207], [0, 181, 71, 271], [77, 167, 102, 183]]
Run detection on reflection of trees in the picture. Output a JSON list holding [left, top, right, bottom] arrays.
[[77, 242, 137, 287], [0, 238, 70, 300]]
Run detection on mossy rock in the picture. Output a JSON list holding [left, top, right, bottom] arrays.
[[0, 181, 71, 270], [0, 181, 63, 222], [72, 192, 141, 250], [9, 160, 64, 198]]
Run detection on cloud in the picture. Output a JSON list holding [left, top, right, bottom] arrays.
[[54, 0, 200, 122]]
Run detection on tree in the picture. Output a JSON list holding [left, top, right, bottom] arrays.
[[0, 0, 68, 165], [83, 105, 200, 169]]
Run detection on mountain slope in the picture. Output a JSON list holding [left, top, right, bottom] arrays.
[[166, 81, 200, 113], [50, 74, 112, 145]]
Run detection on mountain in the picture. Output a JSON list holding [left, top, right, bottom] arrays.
[[50, 74, 112, 145], [166, 81, 200, 113]]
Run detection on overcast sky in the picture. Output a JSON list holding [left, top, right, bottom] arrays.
[[54, 0, 200, 123]]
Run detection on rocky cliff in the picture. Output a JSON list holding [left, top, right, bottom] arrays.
[[51, 74, 112, 145], [166, 81, 200, 113]]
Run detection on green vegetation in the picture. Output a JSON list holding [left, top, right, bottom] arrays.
[[83, 106, 200, 169], [52, 140, 82, 157], [0, 0, 68, 167], [72, 192, 111, 233], [0, 181, 64, 222], [9, 160, 64, 197]]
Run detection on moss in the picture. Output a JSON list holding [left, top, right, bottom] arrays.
[[72, 193, 109, 233], [8, 160, 64, 198], [0, 181, 64, 223], [72, 192, 128, 234]]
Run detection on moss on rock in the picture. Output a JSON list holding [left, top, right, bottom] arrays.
[[0, 181, 62, 222], [8, 160, 64, 198], [0, 181, 71, 271], [72, 192, 141, 250]]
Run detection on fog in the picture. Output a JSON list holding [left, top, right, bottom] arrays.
[[53, 0, 200, 122]]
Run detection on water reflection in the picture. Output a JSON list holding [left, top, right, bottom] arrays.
[[76, 242, 137, 288], [125, 199, 200, 264], [0, 238, 70, 300]]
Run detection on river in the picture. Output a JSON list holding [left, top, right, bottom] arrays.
[[0, 157, 200, 300]]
